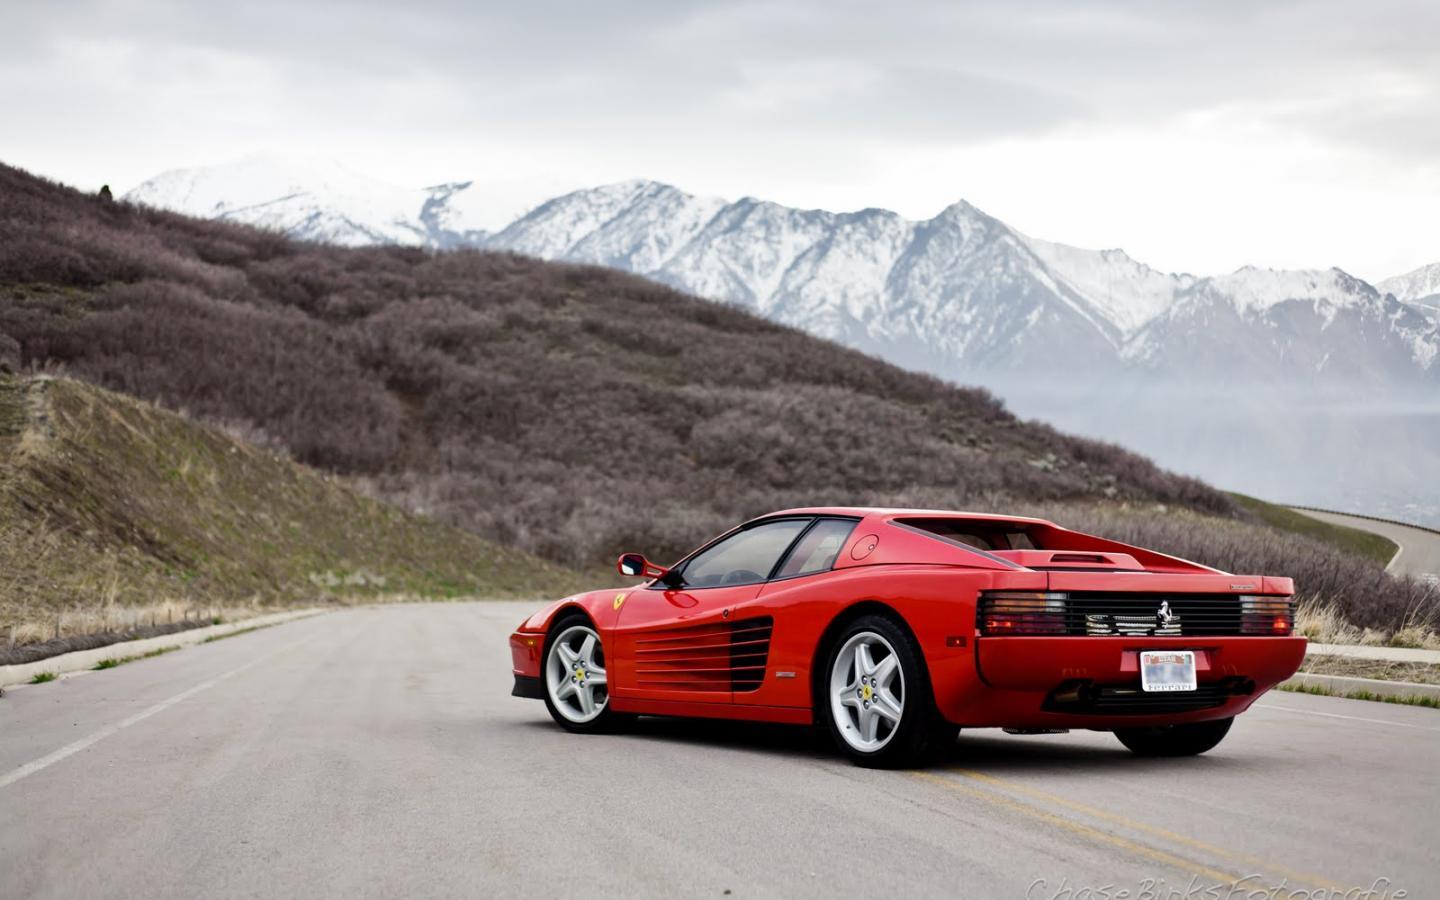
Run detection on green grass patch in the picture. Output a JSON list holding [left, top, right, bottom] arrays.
[[90, 645, 181, 670], [29, 671, 57, 683], [1229, 493, 1399, 566], [1277, 681, 1440, 709], [202, 623, 271, 643]]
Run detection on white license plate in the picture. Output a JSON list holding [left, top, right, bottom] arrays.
[[1139, 650, 1197, 692]]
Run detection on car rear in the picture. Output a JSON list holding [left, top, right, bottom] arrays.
[[944, 557, 1306, 729]]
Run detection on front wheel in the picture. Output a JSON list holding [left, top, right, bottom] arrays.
[[1113, 716, 1233, 757], [542, 616, 626, 733], [822, 614, 956, 768]]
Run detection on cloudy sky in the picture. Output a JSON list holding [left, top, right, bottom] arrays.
[[5, 0, 1437, 280]]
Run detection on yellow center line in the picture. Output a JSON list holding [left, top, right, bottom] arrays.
[[939, 768, 1351, 895], [911, 771, 1245, 886]]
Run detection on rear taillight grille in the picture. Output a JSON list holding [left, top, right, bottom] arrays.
[[979, 593, 1068, 635], [979, 592, 1293, 637], [1239, 596, 1295, 635]]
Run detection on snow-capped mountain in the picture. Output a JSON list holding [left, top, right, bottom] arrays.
[[1380, 262, 1440, 318], [490, 180, 1439, 386], [124, 156, 570, 248], [124, 160, 1439, 385]]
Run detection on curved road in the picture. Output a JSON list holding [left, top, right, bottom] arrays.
[[1291, 508, 1440, 585], [1, 604, 1436, 898]]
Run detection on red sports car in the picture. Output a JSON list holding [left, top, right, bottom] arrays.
[[510, 508, 1305, 767]]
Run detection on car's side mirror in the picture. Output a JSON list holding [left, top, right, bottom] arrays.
[[618, 553, 669, 580]]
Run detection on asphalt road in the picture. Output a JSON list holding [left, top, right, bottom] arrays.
[[2, 604, 1436, 899], [1292, 508, 1440, 584]]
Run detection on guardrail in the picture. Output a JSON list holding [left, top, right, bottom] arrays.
[[1287, 505, 1440, 539]]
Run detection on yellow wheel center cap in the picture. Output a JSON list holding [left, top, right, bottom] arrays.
[[861, 684, 874, 701], [575, 667, 586, 682]]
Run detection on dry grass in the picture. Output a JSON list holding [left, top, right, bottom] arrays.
[[4, 599, 226, 647], [1297, 655, 1440, 686]]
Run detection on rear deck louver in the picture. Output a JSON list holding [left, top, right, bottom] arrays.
[[633, 617, 774, 693]]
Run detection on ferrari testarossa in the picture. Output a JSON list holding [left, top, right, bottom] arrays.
[[510, 508, 1306, 767]]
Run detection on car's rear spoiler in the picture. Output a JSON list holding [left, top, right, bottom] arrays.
[[990, 550, 1144, 570]]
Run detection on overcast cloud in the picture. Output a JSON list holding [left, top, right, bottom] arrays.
[[3, 0, 1436, 280]]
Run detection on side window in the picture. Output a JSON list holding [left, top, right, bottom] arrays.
[[774, 518, 859, 579], [681, 519, 811, 588]]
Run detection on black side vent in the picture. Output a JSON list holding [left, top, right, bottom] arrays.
[[729, 617, 773, 693], [633, 616, 774, 693]]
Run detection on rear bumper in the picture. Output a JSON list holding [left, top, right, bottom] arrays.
[[934, 635, 1306, 728]]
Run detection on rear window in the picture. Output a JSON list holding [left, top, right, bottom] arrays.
[[896, 518, 1039, 552], [774, 518, 858, 579]]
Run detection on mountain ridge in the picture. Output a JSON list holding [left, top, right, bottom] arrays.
[[123, 158, 1439, 386]]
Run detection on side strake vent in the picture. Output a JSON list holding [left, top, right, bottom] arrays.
[[633, 617, 774, 693]]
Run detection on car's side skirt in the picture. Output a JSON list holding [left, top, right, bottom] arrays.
[[609, 696, 812, 725]]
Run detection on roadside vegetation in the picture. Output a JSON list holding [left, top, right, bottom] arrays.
[[0, 162, 1434, 646], [0, 375, 588, 660], [1277, 681, 1440, 709], [92, 646, 179, 670], [1297, 655, 1440, 686]]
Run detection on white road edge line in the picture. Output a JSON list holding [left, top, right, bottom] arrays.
[[1255, 702, 1440, 732], [0, 635, 316, 791]]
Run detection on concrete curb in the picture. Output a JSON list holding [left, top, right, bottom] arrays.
[[1306, 642, 1440, 664], [0, 609, 325, 688], [1282, 672, 1440, 703]]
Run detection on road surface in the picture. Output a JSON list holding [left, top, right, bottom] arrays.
[[1291, 507, 1440, 584], [2, 604, 1436, 899]]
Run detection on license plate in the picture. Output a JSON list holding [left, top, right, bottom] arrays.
[[1139, 650, 1197, 692]]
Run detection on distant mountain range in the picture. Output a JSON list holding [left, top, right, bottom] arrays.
[[124, 158, 1440, 524], [127, 160, 1438, 387]]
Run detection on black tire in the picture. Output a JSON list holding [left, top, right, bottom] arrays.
[[1114, 716, 1233, 757], [820, 613, 957, 768], [541, 613, 630, 734]]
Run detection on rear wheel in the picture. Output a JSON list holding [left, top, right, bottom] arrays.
[[1114, 716, 1233, 757], [822, 614, 956, 768], [542, 615, 625, 733]]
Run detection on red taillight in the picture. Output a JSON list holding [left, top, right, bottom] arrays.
[[1239, 595, 1294, 635], [978, 592, 1069, 636], [982, 615, 1018, 634]]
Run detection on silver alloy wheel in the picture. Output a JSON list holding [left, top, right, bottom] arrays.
[[829, 630, 905, 752], [546, 624, 609, 724]]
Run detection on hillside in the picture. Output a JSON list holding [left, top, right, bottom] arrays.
[[1, 163, 1434, 640], [0, 374, 585, 648], [1, 163, 1231, 567]]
